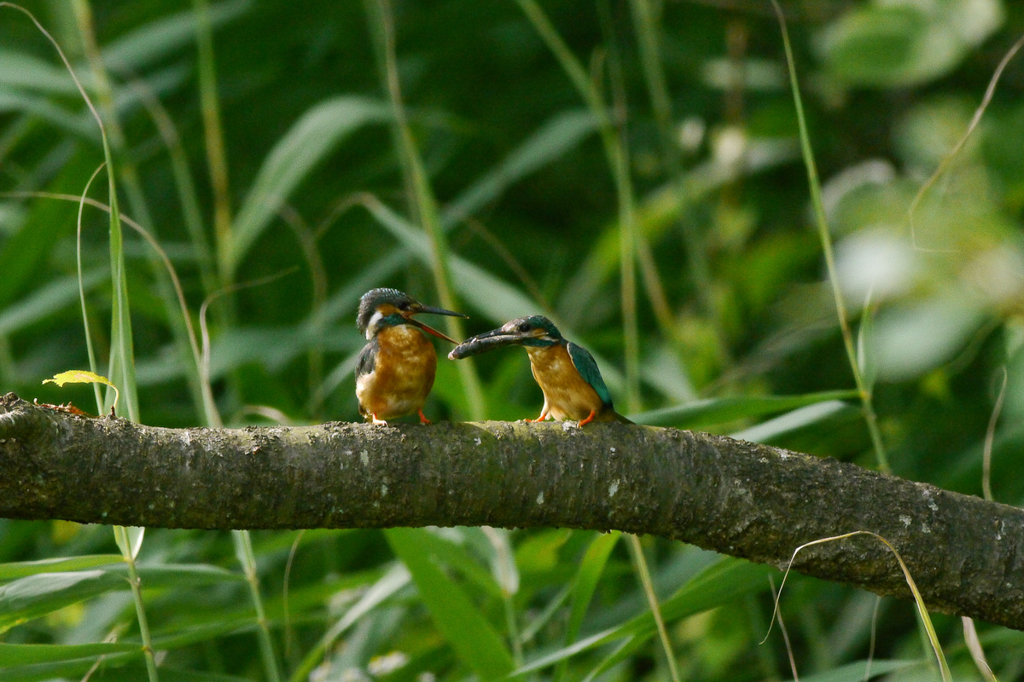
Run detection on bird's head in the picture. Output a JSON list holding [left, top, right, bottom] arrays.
[[357, 288, 466, 342]]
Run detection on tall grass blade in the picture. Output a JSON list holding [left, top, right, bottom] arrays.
[[103, 0, 251, 73], [63, 0, 139, 421], [76, 165, 109, 411], [626, 535, 680, 682], [193, 0, 234, 284], [515, 0, 641, 413], [367, 0, 486, 419], [0, 570, 123, 632], [0, 90, 99, 139], [113, 524, 159, 682], [232, 530, 282, 682], [962, 616, 998, 682], [386, 528, 514, 681], [507, 557, 770, 678], [0, 48, 82, 93], [557, 144, 797, 326], [554, 531, 619, 682], [770, 0, 889, 473], [631, 390, 859, 427], [730, 400, 858, 443], [288, 563, 410, 682], [628, 0, 713, 308], [441, 109, 598, 228], [982, 367, 1007, 502], [0, 641, 140, 665], [227, 96, 390, 277], [127, 74, 217, 299], [0, 271, 105, 337], [0, 556, 122, 581]]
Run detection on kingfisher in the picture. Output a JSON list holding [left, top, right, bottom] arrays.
[[448, 315, 631, 426], [355, 288, 467, 425]]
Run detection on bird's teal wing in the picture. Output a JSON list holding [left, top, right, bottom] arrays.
[[355, 338, 378, 379], [566, 341, 613, 408]]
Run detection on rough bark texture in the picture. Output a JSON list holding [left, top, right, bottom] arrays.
[[2, 392, 1023, 630]]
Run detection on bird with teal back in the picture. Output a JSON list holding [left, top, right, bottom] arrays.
[[449, 315, 631, 426], [356, 288, 467, 425]]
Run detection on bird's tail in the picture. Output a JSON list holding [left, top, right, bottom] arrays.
[[599, 409, 633, 424]]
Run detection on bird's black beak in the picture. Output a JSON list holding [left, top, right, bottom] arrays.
[[448, 326, 530, 360], [405, 304, 468, 344]]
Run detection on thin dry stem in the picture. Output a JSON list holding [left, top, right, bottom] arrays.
[[908, 32, 1024, 252], [765, 531, 951, 681], [982, 367, 1007, 503]]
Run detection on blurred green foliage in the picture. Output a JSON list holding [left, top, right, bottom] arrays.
[[2, 0, 1024, 679]]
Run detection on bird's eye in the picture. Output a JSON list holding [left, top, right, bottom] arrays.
[[518, 322, 531, 333]]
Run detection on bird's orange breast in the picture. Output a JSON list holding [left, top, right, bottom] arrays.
[[526, 344, 604, 421], [356, 326, 437, 420]]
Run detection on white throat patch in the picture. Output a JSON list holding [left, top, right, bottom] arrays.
[[366, 310, 384, 339]]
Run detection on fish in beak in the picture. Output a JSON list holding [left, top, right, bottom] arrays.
[[448, 324, 537, 359]]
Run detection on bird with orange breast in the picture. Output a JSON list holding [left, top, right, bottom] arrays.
[[355, 288, 467, 425], [449, 315, 630, 426]]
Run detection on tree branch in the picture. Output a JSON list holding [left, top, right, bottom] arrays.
[[3, 392, 1023, 630]]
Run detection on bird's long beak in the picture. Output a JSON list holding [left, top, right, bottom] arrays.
[[448, 327, 529, 360], [405, 304, 467, 344]]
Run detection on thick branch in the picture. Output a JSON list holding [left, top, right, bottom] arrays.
[[2, 392, 1023, 630]]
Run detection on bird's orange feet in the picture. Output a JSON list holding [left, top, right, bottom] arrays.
[[418, 409, 432, 425], [576, 409, 597, 427], [370, 413, 389, 425], [525, 409, 549, 423]]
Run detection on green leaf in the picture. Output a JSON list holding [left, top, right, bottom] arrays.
[[288, 563, 411, 682], [0, 555, 122, 582], [554, 531, 619, 682], [43, 370, 119, 411], [0, 641, 140, 665], [565, 531, 619, 643], [0, 50, 80, 94], [414, 528, 505, 599], [730, 400, 858, 443], [820, 0, 1004, 87], [0, 570, 125, 633], [507, 557, 771, 678], [227, 96, 391, 275], [630, 390, 859, 427], [0, 660, 253, 682], [857, 292, 878, 392], [0, 90, 99, 139], [129, 563, 246, 587], [873, 291, 987, 381], [441, 109, 598, 228], [102, 0, 251, 72], [613, 557, 772, 645], [0, 271, 106, 337], [386, 528, 515, 681], [789, 659, 921, 682]]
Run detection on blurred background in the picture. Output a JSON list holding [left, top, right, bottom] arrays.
[[2, 0, 1024, 679]]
